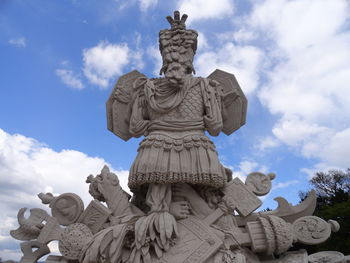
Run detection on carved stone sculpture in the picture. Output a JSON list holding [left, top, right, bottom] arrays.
[[10, 10, 348, 263]]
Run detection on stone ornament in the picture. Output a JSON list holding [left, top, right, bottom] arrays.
[[19, 241, 50, 263], [9, 10, 348, 263], [44, 255, 69, 263], [246, 215, 293, 255], [10, 208, 49, 241], [292, 216, 333, 245], [106, 70, 147, 141], [50, 193, 84, 226], [77, 200, 111, 234], [207, 69, 247, 135], [224, 177, 262, 216], [245, 172, 275, 196], [154, 216, 222, 262], [58, 223, 93, 260], [308, 251, 345, 263], [37, 217, 63, 244]]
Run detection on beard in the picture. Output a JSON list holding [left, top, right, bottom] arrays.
[[166, 69, 187, 88]]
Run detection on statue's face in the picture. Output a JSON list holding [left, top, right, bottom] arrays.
[[164, 62, 187, 85]]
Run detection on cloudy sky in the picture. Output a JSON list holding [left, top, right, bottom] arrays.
[[1, 0, 350, 260]]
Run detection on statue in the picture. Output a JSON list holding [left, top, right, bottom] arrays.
[[10, 11, 348, 263], [106, 11, 247, 257]]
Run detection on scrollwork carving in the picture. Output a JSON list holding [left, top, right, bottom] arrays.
[[292, 216, 332, 245]]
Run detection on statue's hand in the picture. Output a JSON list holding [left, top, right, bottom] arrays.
[[169, 201, 191, 220], [172, 184, 213, 218], [172, 183, 198, 200]]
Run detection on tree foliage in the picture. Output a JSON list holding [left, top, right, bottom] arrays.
[[297, 169, 350, 255]]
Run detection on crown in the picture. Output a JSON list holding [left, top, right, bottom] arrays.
[[166, 11, 188, 30]]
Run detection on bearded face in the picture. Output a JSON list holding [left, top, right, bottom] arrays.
[[164, 62, 188, 87]]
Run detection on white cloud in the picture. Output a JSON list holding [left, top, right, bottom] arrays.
[[82, 41, 130, 89], [195, 42, 263, 94], [197, 31, 209, 50], [8, 37, 26, 48], [139, 0, 158, 12], [178, 0, 234, 23], [60, 60, 70, 66], [250, 0, 349, 54], [0, 128, 130, 207], [130, 32, 145, 70], [0, 249, 23, 262], [318, 128, 350, 168], [273, 180, 299, 190], [0, 128, 129, 260], [271, 117, 333, 148], [56, 69, 84, 90], [226, 160, 269, 183], [239, 160, 259, 175], [243, 0, 350, 169], [257, 136, 280, 151], [233, 29, 255, 43], [147, 45, 162, 77]]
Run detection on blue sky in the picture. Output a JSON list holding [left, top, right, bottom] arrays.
[[1, 0, 350, 260]]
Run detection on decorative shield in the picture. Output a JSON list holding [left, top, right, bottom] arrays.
[[207, 69, 247, 135], [106, 70, 147, 141]]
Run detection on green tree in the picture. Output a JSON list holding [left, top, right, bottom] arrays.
[[297, 169, 350, 254]]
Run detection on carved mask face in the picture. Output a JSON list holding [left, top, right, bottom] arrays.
[[203, 188, 222, 209], [164, 62, 187, 86]]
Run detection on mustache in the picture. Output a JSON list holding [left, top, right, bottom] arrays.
[[167, 78, 184, 88], [165, 72, 186, 86], [166, 71, 184, 79]]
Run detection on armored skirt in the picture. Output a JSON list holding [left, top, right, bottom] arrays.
[[129, 131, 226, 190], [128, 77, 227, 191]]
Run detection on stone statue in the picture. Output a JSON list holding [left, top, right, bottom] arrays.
[[10, 11, 349, 263]]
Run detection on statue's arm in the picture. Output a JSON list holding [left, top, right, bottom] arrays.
[[129, 88, 150, 137], [201, 78, 224, 136]]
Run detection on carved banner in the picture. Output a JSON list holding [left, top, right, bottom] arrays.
[[156, 216, 222, 263]]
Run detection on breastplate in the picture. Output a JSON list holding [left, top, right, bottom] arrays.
[[148, 84, 204, 121]]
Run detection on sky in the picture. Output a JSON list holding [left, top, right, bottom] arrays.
[[1, 0, 350, 260]]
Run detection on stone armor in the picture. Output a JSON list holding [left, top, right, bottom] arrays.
[[128, 77, 227, 191]]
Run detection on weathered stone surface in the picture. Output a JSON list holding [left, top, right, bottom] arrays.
[[45, 255, 69, 263], [58, 223, 93, 260], [292, 216, 332, 245], [309, 251, 345, 263], [106, 70, 147, 141], [10, 208, 49, 241], [77, 200, 111, 234], [207, 69, 247, 135], [224, 177, 262, 217], [19, 241, 50, 263], [155, 216, 222, 263], [37, 217, 63, 244], [50, 193, 84, 226], [245, 172, 275, 196]]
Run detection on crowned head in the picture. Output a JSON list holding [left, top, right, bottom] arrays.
[[159, 11, 198, 76]]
